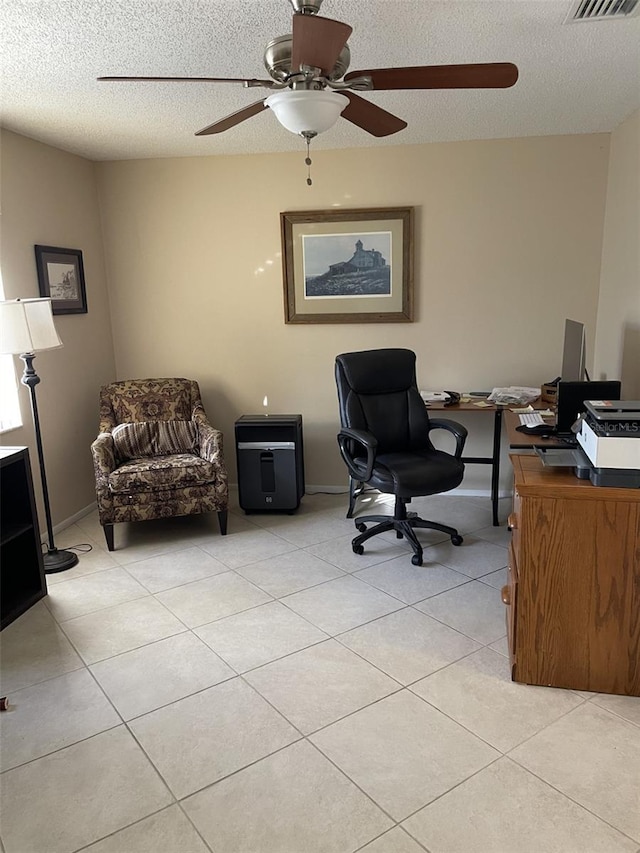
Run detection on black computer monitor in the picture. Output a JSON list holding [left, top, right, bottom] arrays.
[[556, 380, 622, 433], [560, 319, 586, 382]]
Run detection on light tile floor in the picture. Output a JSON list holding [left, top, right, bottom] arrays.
[[1, 490, 639, 853]]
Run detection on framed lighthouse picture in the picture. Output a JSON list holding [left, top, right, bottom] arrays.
[[280, 207, 414, 324]]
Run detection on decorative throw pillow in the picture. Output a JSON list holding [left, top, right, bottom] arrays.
[[112, 420, 198, 462], [108, 381, 193, 424]]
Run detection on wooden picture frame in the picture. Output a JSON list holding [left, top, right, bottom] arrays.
[[280, 207, 414, 324], [35, 245, 87, 315]]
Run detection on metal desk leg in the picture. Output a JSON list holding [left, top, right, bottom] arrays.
[[491, 408, 503, 526]]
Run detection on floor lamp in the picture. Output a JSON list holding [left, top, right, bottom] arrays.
[[0, 298, 79, 573]]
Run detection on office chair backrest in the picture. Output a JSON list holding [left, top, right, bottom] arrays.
[[335, 349, 432, 453]]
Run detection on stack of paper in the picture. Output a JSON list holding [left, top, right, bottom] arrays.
[[488, 387, 540, 406], [420, 391, 450, 402]]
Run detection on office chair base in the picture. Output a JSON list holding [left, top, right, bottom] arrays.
[[355, 511, 419, 533], [351, 512, 463, 567]]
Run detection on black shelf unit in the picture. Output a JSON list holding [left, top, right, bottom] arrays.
[[1, 446, 47, 630]]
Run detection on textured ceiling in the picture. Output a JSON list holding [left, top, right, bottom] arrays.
[[1, 0, 639, 161]]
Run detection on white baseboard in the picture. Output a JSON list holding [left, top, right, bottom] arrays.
[[40, 501, 97, 543], [44, 486, 512, 545], [305, 485, 350, 495], [304, 485, 512, 499], [229, 483, 352, 496], [449, 487, 512, 498]]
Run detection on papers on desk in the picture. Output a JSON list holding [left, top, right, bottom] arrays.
[[488, 386, 541, 406], [420, 391, 450, 402], [455, 396, 495, 408]]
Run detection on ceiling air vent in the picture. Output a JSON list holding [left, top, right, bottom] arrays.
[[566, 0, 640, 21]]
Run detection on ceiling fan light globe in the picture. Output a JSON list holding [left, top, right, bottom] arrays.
[[265, 89, 348, 135]]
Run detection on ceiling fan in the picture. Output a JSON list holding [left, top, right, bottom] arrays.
[[98, 0, 519, 144]]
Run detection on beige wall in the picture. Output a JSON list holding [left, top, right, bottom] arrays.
[[97, 133, 610, 489], [0, 130, 116, 528], [594, 109, 640, 397], [1, 127, 624, 529]]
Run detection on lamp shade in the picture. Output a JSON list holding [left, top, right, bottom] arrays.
[[265, 89, 348, 135], [0, 298, 63, 355]]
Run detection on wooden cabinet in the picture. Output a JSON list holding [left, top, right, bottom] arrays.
[[1, 446, 47, 630], [504, 454, 640, 696]]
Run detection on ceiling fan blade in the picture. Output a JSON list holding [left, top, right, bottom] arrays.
[[291, 14, 352, 75], [345, 62, 519, 90], [195, 101, 267, 135], [341, 92, 407, 137], [98, 75, 274, 86]]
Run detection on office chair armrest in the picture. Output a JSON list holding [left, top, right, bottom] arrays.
[[337, 427, 378, 482], [428, 419, 468, 458]]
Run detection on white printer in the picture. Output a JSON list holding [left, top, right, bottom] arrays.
[[576, 400, 640, 487]]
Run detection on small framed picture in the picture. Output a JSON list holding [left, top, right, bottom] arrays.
[[34, 245, 87, 315]]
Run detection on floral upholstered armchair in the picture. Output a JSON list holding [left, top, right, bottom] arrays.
[[91, 378, 228, 551]]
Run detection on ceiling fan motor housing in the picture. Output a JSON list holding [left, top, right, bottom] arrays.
[[289, 0, 325, 14], [264, 34, 350, 82]]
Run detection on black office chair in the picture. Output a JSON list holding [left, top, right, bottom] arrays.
[[335, 348, 468, 566]]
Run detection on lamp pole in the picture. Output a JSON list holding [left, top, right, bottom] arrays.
[[19, 352, 78, 574]]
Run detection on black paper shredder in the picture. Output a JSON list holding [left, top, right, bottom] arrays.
[[235, 414, 305, 512]]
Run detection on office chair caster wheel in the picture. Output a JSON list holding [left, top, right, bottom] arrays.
[[355, 522, 367, 533], [352, 544, 364, 555], [451, 535, 463, 546], [411, 553, 423, 566]]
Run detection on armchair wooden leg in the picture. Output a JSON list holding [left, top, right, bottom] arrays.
[[217, 510, 228, 536], [103, 524, 115, 552]]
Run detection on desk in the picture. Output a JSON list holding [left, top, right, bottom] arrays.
[[504, 409, 559, 449], [427, 401, 505, 526], [505, 454, 640, 695]]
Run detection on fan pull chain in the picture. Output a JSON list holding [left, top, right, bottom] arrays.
[[302, 131, 315, 186]]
